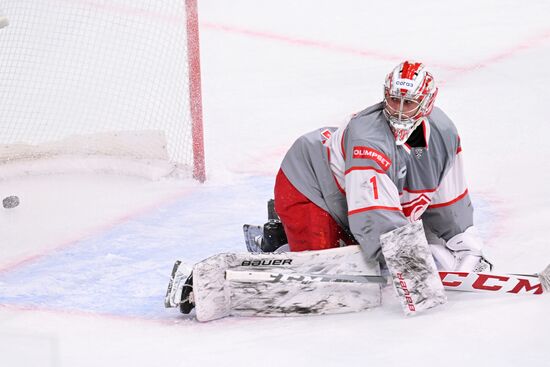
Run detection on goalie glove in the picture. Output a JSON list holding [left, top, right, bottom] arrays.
[[430, 226, 493, 272]]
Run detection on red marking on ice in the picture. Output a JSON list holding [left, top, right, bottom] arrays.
[[203, 22, 550, 81], [202, 22, 404, 63], [0, 188, 195, 275], [0, 303, 176, 325]]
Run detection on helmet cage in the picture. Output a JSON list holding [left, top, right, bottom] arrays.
[[383, 62, 438, 145]]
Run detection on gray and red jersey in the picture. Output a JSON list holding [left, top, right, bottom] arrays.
[[280, 102, 472, 261]]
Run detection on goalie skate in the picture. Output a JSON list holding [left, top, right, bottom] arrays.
[[243, 224, 263, 252], [164, 260, 195, 314]]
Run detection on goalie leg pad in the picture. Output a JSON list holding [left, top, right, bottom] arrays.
[[192, 246, 382, 322], [380, 221, 447, 316]]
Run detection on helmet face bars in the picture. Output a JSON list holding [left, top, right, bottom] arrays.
[[383, 61, 438, 145]]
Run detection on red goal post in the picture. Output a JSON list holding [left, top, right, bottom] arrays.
[[0, 0, 206, 182]]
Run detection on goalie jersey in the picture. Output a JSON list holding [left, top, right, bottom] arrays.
[[280, 102, 472, 261]]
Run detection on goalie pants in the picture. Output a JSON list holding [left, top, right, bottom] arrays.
[[274, 169, 356, 252]]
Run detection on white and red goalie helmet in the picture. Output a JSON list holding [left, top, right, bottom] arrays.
[[383, 61, 438, 145]]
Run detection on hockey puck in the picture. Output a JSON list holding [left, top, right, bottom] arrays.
[[2, 195, 20, 209]]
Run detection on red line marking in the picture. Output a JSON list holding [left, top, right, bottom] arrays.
[[0, 188, 195, 275], [0, 303, 177, 325], [202, 22, 404, 63], [203, 22, 550, 78]]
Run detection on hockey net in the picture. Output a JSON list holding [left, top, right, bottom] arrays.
[[0, 0, 205, 181]]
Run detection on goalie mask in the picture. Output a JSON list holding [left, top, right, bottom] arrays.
[[383, 61, 438, 145]]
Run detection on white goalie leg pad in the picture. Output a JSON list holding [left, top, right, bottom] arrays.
[[192, 246, 381, 322], [380, 221, 447, 316]]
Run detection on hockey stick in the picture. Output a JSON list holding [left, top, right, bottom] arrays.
[[226, 269, 388, 285], [226, 265, 550, 295]]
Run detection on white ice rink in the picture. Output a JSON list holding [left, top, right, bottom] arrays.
[[1, 1, 550, 366]]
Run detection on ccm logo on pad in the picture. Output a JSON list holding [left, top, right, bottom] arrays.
[[352, 146, 391, 171]]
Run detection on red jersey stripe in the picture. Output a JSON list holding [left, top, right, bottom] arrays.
[[345, 166, 387, 175], [402, 187, 437, 194], [349, 206, 401, 216], [429, 189, 469, 209]]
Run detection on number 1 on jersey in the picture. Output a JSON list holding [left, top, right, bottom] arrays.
[[369, 176, 379, 200]]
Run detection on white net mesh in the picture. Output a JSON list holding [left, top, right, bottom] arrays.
[[0, 0, 202, 179]]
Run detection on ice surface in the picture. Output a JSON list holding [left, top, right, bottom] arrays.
[[1, 0, 549, 366]]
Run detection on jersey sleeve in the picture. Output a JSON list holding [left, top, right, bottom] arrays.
[[344, 139, 408, 260], [421, 138, 473, 241]]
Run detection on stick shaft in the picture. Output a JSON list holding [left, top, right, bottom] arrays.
[[226, 269, 545, 295]]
